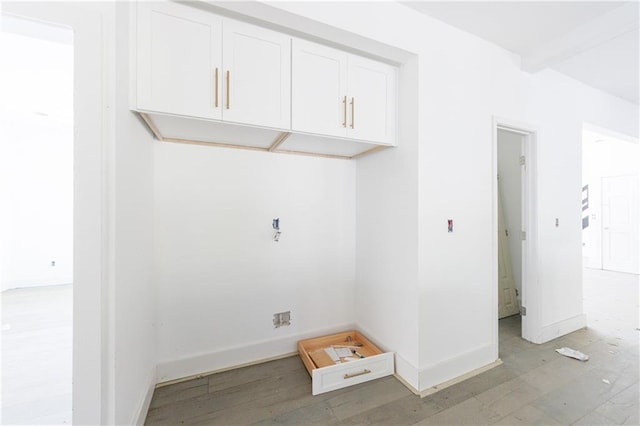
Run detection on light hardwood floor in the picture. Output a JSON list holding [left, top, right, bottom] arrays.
[[145, 269, 639, 425], [1, 270, 636, 425], [1, 284, 72, 425]]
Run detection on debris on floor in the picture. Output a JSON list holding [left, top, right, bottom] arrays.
[[555, 347, 589, 361], [602, 379, 611, 384]]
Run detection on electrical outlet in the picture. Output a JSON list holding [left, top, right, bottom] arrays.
[[273, 311, 291, 328]]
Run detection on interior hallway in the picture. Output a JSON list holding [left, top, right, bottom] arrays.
[[145, 269, 639, 425]]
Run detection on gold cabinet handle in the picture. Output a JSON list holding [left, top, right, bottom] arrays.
[[214, 68, 219, 108], [226, 70, 230, 109], [350, 97, 355, 129], [342, 96, 347, 127], [344, 369, 371, 379]]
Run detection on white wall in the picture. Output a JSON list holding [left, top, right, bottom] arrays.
[[250, 1, 639, 391], [24, 2, 632, 414], [414, 14, 528, 387], [153, 143, 356, 382], [355, 55, 421, 388], [526, 71, 637, 338], [498, 129, 523, 297], [259, 0, 528, 389], [0, 28, 73, 291], [111, 3, 157, 424]]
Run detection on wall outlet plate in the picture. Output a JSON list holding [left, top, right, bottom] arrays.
[[273, 311, 291, 328]]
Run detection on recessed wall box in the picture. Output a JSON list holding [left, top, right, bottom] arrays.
[[273, 311, 291, 328]]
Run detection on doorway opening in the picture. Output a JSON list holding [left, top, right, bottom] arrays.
[[0, 13, 74, 424], [582, 125, 639, 275], [581, 124, 639, 335], [493, 118, 539, 351], [497, 128, 523, 320]]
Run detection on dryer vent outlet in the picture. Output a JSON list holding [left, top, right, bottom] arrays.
[[273, 311, 291, 328]]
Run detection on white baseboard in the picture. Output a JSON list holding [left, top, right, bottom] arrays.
[[540, 314, 587, 343], [353, 323, 421, 393], [420, 359, 502, 397], [394, 353, 420, 392], [157, 351, 299, 388], [133, 366, 157, 426], [418, 343, 497, 391], [156, 322, 355, 384]]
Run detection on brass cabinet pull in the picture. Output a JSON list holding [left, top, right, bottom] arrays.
[[214, 68, 219, 108], [344, 369, 371, 379], [226, 70, 230, 109], [342, 96, 347, 127], [350, 97, 355, 129]]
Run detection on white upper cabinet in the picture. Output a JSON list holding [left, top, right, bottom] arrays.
[[346, 55, 396, 145], [292, 39, 397, 145], [292, 39, 348, 138], [135, 2, 290, 129], [136, 2, 222, 120], [222, 19, 291, 129], [133, 2, 398, 158]]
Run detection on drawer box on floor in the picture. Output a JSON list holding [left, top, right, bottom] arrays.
[[298, 330, 394, 395]]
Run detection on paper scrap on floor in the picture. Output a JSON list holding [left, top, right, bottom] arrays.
[[555, 347, 589, 361]]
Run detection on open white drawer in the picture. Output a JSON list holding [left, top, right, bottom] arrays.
[[298, 330, 394, 395]]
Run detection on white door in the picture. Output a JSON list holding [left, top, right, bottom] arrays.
[[602, 175, 639, 274], [222, 18, 290, 129], [136, 1, 222, 119], [291, 39, 347, 138], [498, 189, 520, 318], [346, 55, 396, 145]]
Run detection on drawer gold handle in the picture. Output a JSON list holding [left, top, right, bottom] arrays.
[[342, 96, 347, 128], [344, 369, 371, 379], [214, 68, 219, 108], [350, 97, 355, 129], [226, 70, 230, 109]]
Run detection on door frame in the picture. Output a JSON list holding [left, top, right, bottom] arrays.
[[1, 2, 107, 424], [492, 117, 542, 345]]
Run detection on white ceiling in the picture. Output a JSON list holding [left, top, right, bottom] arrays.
[[401, 1, 639, 104]]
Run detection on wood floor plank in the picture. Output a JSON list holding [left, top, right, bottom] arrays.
[[326, 376, 411, 421], [147, 361, 314, 425], [179, 382, 315, 425], [150, 382, 209, 410], [253, 400, 338, 425], [1, 284, 72, 424], [208, 356, 305, 393], [337, 394, 443, 425], [154, 377, 208, 397]]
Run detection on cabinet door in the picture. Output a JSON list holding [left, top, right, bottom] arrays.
[[291, 39, 348, 138], [346, 55, 396, 145], [222, 19, 291, 129], [136, 2, 222, 119]]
